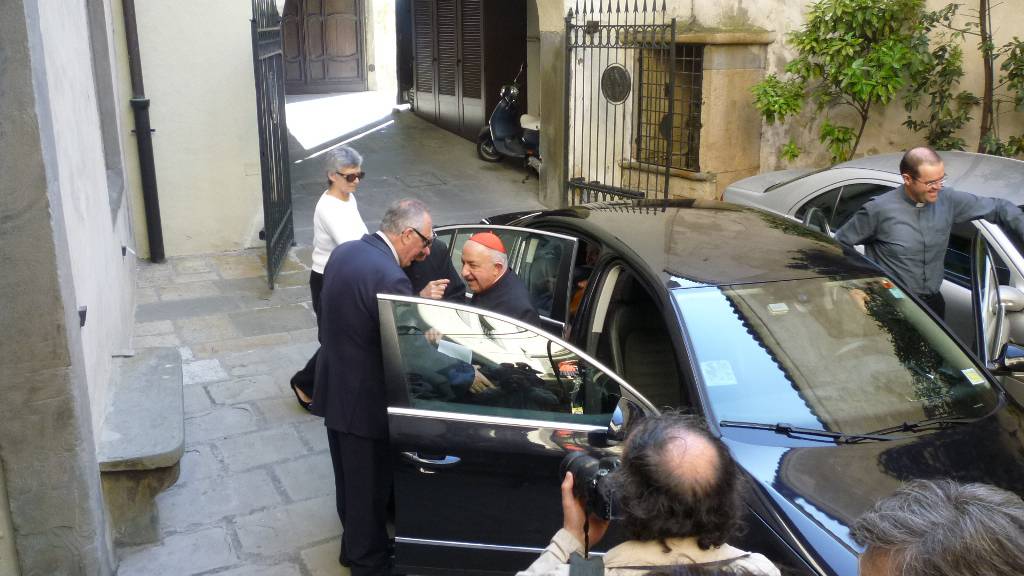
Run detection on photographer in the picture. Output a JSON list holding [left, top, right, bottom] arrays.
[[518, 413, 779, 576]]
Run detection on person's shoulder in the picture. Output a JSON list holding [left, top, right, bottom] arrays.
[[734, 552, 782, 576]]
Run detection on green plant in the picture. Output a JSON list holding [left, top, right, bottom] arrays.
[[902, 5, 979, 150], [752, 0, 933, 162], [780, 141, 802, 162]]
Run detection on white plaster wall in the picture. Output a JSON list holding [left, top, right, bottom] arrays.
[[36, 0, 136, 436], [127, 0, 264, 256], [366, 0, 398, 97]]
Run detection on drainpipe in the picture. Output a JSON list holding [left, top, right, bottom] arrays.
[[122, 0, 165, 262]]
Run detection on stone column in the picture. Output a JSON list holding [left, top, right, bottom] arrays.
[[537, 1, 568, 208], [0, 1, 115, 574]]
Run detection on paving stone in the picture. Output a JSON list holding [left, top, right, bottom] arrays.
[[262, 251, 306, 274], [295, 420, 329, 453], [159, 281, 221, 302], [215, 427, 306, 473], [274, 452, 333, 501], [136, 286, 159, 305], [229, 304, 316, 338], [234, 495, 340, 558], [214, 253, 266, 280], [177, 314, 241, 345], [267, 285, 313, 307], [179, 346, 195, 361], [301, 539, 349, 576], [256, 397, 320, 428], [137, 296, 244, 323], [157, 469, 281, 532], [185, 404, 260, 445], [272, 271, 310, 289], [207, 374, 286, 405], [211, 563, 303, 576], [172, 256, 214, 275], [293, 246, 313, 267], [288, 327, 319, 344], [117, 526, 236, 576], [134, 333, 182, 349], [136, 262, 175, 288], [136, 320, 175, 337], [182, 359, 229, 386], [189, 333, 293, 359], [177, 445, 224, 486], [183, 385, 214, 415], [172, 270, 221, 284]]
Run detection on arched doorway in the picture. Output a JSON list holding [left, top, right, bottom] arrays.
[[283, 0, 367, 94]]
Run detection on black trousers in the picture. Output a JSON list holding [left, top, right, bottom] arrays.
[[327, 428, 393, 575], [918, 291, 946, 319], [292, 271, 324, 397]]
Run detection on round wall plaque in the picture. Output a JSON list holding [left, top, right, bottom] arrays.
[[601, 64, 631, 104]]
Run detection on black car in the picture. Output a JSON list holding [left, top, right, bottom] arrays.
[[375, 200, 1024, 576]]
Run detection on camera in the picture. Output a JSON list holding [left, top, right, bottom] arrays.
[[560, 452, 621, 520]]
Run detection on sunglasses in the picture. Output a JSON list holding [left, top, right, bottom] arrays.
[[407, 227, 436, 248], [336, 171, 366, 183]]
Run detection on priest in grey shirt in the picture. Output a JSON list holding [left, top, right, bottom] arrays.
[[835, 146, 1024, 318]]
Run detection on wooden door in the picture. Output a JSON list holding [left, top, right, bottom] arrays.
[[412, 0, 437, 120], [284, 0, 366, 94], [459, 0, 483, 138], [435, 0, 460, 132]]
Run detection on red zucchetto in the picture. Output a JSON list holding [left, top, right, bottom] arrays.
[[468, 231, 506, 253]]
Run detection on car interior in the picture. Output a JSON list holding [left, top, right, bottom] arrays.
[[585, 265, 683, 410]]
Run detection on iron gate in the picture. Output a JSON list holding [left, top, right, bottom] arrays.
[[252, 0, 294, 289], [564, 2, 698, 207]]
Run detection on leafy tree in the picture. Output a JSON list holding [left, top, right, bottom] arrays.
[[752, 0, 933, 163], [902, 4, 979, 151]]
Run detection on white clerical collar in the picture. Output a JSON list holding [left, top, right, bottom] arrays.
[[376, 231, 400, 265]]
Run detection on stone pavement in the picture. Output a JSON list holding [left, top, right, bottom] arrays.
[[116, 107, 547, 575]]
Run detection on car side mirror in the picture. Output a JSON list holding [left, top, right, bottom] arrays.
[[999, 285, 1024, 313], [994, 342, 1024, 374], [801, 207, 832, 236], [607, 396, 645, 444]]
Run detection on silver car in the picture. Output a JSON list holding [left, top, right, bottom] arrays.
[[724, 151, 1024, 394]]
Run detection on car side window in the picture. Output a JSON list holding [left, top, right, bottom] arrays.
[[948, 224, 1011, 288], [389, 299, 621, 425], [795, 186, 841, 223], [832, 183, 895, 228]]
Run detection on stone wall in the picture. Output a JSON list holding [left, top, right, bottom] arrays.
[[0, 0, 118, 572]]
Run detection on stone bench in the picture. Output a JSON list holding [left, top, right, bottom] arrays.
[[97, 347, 184, 546]]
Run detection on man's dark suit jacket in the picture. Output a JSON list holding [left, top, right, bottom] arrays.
[[313, 233, 412, 439]]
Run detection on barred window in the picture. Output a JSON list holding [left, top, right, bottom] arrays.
[[635, 44, 703, 172]]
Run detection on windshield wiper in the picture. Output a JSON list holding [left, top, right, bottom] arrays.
[[861, 416, 977, 437], [719, 421, 893, 443]]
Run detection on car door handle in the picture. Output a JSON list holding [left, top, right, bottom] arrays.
[[401, 452, 461, 467]]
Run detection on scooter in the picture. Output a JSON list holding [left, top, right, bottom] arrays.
[[477, 65, 542, 174]]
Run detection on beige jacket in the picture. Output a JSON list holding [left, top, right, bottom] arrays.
[[516, 529, 781, 576]]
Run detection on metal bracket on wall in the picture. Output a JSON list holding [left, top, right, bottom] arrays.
[[79, 306, 88, 327]]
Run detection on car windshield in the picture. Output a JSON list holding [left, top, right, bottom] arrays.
[[673, 276, 1001, 434]]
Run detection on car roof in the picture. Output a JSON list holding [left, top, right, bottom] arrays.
[[525, 200, 879, 287], [837, 151, 1024, 204]]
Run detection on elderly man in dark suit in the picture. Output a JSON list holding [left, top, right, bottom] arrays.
[[313, 198, 440, 575]]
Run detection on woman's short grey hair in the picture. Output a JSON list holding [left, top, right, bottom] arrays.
[[380, 198, 429, 235], [324, 145, 363, 173], [852, 479, 1024, 576]]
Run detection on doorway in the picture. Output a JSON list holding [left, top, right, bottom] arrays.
[[283, 0, 368, 94]]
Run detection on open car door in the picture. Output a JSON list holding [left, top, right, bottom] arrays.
[[435, 225, 579, 336], [378, 295, 655, 575], [972, 223, 1024, 403]]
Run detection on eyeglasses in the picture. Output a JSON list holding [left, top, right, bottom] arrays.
[[407, 227, 436, 248], [910, 174, 946, 189], [336, 171, 366, 183]]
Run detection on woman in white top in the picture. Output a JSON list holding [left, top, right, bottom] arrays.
[[291, 146, 369, 410]]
